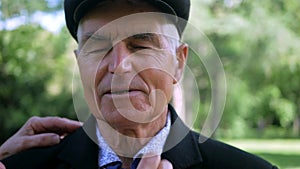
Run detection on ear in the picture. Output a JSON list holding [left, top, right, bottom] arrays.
[[174, 43, 188, 84]]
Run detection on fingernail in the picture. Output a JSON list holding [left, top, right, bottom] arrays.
[[52, 134, 60, 143]]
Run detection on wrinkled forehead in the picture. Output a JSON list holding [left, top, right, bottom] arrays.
[[78, 12, 179, 46], [76, 0, 179, 46]]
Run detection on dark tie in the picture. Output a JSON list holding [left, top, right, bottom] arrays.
[[101, 158, 141, 169]]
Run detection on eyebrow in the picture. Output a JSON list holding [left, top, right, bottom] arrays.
[[81, 32, 108, 42], [78, 32, 108, 48], [130, 33, 161, 47], [131, 33, 155, 41], [80, 32, 162, 48]]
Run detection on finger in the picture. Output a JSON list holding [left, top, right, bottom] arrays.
[[158, 159, 173, 169], [0, 162, 6, 169], [21, 133, 60, 149], [26, 116, 82, 134], [0, 133, 60, 160], [137, 154, 160, 169]]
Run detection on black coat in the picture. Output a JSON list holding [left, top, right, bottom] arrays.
[[2, 105, 278, 169]]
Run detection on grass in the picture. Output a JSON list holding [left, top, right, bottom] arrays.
[[256, 153, 300, 169], [222, 139, 300, 169]]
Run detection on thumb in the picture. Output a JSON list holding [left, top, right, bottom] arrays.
[[158, 159, 173, 169], [137, 154, 160, 169], [0, 162, 6, 169]]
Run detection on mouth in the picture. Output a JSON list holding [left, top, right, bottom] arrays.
[[109, 90, 131, 95], [103, 89, 143, 96]]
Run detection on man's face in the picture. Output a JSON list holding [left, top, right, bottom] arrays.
[[76, 0, 187, 130]]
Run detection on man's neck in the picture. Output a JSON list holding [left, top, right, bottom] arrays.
[[96, 107, 168, 157]]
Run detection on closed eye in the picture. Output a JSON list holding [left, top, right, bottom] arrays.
[[89, 46, 112, 54], [132, 45, 149, 49]]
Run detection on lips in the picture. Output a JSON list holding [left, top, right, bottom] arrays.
[[110, 90, 130, 95], [103, 88, 145, 95], [97, 74, 150, 98], [105, 89, 136, 95]]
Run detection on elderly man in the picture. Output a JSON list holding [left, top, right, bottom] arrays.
[[1, 0, 278, 169]]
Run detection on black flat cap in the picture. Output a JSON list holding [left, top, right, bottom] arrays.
[[64, 0, 190, 41]]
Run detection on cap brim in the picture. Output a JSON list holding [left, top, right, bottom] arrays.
[[65, 0, 181, 41]]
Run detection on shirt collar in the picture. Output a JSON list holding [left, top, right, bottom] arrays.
[[96, 112, 171, 168]]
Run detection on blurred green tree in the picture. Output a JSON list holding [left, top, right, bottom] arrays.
[[188, 0, 300, 138], [0, 25, 76, 143], [1, 0, 299, 142], [0, 0, 76, 142]]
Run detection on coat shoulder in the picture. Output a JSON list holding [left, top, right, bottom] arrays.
[[1, 127, 98, 169], [190, 131, 278, 169]]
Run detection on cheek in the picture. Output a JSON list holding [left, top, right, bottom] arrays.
[[78, 57, 108, 119], [141, 70, 174, 111], [145, 71, 173, 120], [78, 57, 107, 88], [157, 79, 173, 104]]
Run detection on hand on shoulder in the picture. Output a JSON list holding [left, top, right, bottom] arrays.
[[0, 116, 82, 160]]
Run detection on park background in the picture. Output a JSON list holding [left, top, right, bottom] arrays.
[[0, 0, 299, 168]]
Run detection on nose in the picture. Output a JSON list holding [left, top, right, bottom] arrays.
[[108, 42, 132, 74]]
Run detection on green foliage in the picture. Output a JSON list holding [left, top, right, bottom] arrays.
[[0, 25, 76, 143], [0, 0, 299, 142], [0, 0, 61, 19], [224, 139, 300, 168], [189, 0, 300, 138], [257, 153, 300, 169]]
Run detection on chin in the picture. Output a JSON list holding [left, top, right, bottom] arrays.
[[102, 105, 156, 124]]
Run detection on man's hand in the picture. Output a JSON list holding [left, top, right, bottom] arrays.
[[137, 154, 173, 169], [0, 116, 82, 160]]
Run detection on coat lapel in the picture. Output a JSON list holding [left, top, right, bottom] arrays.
[[57, 106, 203, 169], [162, 105, 203, 169]]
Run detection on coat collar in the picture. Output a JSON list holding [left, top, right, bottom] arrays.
[[57, 105, 203, 169], [162, 105, 203, 169]]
